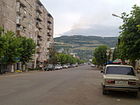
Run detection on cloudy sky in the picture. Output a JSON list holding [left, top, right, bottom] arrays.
[[40, 0, 140, 37]]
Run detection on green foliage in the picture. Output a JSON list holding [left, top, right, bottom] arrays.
[[49, 50, 84, 65], [0, 27, 36, 65], [117, 5, 140, 61], [0, 36, 5, 57], [0, 31, 22, 64], [0, 27, 4, 35], [48, 48, 58, 65], [56, 53, 77, 65], [92, 57, 97, 65], [93, 45, 108, 66], [19, 37, 36, 64]]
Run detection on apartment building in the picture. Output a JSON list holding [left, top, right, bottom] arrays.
[[0, 0, 54, 69]]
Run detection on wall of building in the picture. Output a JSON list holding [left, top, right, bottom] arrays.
[[0, 0, 54, 70], [0, 0, 17, 32]]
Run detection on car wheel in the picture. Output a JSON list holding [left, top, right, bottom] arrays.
[[102, 87, 108, 95], [132, 92, 138, 97]]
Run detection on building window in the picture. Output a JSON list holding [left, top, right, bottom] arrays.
[[16, 16, 21, 24], [16, 2, 20, 12]]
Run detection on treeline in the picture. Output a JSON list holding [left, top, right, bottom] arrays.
[[48, 48, 85, 65], [0, 27, 36, 72]]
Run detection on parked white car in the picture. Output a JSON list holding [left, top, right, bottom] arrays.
[[90, 64, 95, 67], [54, 65, 62, 70], [62, 65, 68, 69], [101, 65, 140, 96]]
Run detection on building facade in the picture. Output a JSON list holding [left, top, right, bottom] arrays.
[[0, 0, 54, 69]]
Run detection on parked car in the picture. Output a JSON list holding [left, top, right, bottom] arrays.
[[67, 64, 71, 68], [62, 65, 68, 69], [69, 64, 75, 68], [90, 64, 95, 67], [54, 65, 62, 70], [75, 63, 78, 67], [101, 65, 140, 96], [44, 64, 55, 71]]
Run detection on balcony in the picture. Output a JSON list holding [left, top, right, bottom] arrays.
[[36, 22, 42, 30], [19, 1, 26, 8], [37, 40, 42, 46], [37, 35, 43, 40], [47, 32, 51, 37], [16, 2, 20, 13], [47, 26, 51, 30], [16, 17, 21, 24], [47, 20, 52, 24], [36, 0, 43, 6], [36, 14, 42, 22], [36, 30, 42, 37], [37, 47, 41, 53], [16, 16, 27, 27], [48, 13, 52, 18], [47, 38, 51, 41], [36, 5, 42, 14]]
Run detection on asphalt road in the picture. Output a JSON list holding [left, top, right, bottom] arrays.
[[0, 65, 140, 105]]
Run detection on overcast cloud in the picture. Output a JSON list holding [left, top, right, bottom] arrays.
[[40, 0, 140, 37]]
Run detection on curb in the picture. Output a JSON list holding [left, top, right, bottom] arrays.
[[0, 70, 44, 77]]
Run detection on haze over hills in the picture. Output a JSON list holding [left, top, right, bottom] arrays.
[[63, 25, 120, 37], [54, 35, 118, 60]]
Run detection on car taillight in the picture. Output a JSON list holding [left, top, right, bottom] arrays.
[[128, 81, 136, 85], [106, 80, 115, 84]]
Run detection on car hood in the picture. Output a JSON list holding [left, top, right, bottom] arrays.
[[103, 74, 139, 81]]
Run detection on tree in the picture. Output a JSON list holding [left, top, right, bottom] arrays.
[[48, 48, 58, 65], [0, 31, 22, 72], [93, 45, 108, 66], [0, 28, 36, 72], [1, 31, 22, 64], [118, 5, 140, 67], [0, 27, 5, 58], [0, 27, 4, 35], [92, 57, 97, 65], [19, 37, 36, 69]]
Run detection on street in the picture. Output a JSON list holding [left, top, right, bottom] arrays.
[[0, 65, 140, 105]]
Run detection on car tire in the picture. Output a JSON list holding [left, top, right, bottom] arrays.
[[132, 92, 138, 97], [102, 87, 108, 95]]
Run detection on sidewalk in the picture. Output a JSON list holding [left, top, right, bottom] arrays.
[[0, 70, 44, 77]]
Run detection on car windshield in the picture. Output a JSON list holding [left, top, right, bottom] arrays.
[[106, 66, 135, 75]]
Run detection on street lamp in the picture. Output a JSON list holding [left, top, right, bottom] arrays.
[[112, 14, 122, 19], [106, 49, 110, 65]]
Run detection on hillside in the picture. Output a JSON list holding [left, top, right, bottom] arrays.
[[54, 35, 118, 60]]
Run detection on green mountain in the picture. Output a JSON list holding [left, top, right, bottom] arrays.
[[54, 35, 118, 60]]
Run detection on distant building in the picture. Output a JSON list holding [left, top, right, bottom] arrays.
[[0, 0, 54, 70], [70, 53, 77, 58], [58, 48, 64, 53]]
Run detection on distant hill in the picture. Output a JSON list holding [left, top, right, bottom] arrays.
[[54, 35, 118, 60]]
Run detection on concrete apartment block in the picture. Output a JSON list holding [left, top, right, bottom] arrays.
[[0, 0, 17, 32], [0, 0, 54, 70]]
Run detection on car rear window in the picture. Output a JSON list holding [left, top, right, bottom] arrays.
[[106, 66, 135, 75]]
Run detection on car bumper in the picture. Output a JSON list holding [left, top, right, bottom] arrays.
[[103, 85, 139, 92]]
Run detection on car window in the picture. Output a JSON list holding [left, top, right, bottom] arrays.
[[106, 66, 135, 75]]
